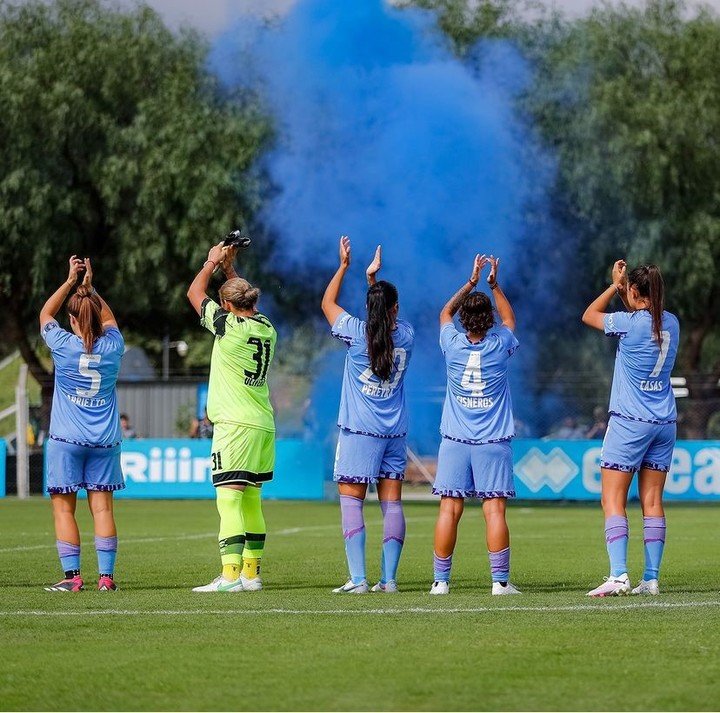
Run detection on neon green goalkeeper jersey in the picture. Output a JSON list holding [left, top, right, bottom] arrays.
[[200, 298, 276, 432]]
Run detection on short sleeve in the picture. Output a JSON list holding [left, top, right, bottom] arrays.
[[604, 312, 633, 337], [41, 320, 72, 352], [497, 326, 520, 357], [439, 323, 460, 354], [331, 312, 364, 346], [200, 298, 232, 337]]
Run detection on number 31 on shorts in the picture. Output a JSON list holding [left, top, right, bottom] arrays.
[[211, 451, 223, 471]]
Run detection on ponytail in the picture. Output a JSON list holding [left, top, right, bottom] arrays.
[[365, 280, 398, 382], [67, 286, 104, 353], [628, 264, 665, 346]]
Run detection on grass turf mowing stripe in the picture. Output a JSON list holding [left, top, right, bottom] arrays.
[[2, 599, 720, 616]]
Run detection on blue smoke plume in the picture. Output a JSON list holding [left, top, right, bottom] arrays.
[[211, 0, 557, 451]]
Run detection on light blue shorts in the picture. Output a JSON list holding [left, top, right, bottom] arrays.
[[600, 415, 676, 473], [46, 438, 125, 495], [433, 438, 515, 499], [333, 429, 406, 484]]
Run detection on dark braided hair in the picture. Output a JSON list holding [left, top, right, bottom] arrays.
[[459, 292, 495, 336], [365, 280, 398, 381]]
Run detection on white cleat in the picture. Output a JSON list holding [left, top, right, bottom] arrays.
[[429, 580, 449, 595], [332, 579, 369, 594], [192, 575, 244, 592], [586, 573, 631, 597], [371, 580, 398, 593], [631, 579, 659, 596], [492, 581, 521, 596], [240, 574, 263, 591]]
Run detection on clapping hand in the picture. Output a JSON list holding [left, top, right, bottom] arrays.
[[366, 245, 381, 285], [339, 235, 351, 268], [612, 259, 627, 294], [66, 255, 84, 286]]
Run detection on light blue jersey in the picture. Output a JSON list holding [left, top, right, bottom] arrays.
[[439, 323, 519, 444], [42, 320, 124, 446], [603, 310, 679, 423], [332, 312, 414, 437]]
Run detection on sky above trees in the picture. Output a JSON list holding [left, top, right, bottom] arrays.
[[113, 0, 720, 35]]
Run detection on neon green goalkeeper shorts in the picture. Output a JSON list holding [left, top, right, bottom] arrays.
[[210, 423, 275, 486]]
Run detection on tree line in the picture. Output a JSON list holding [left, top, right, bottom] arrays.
[[1, 0, 719, 435]]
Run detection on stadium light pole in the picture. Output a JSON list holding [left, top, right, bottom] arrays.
[[162, 335, 189, 381]]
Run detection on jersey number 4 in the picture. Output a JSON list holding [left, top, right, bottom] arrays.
[[77, 354, 102, 398], [461, 353, 487, 397]]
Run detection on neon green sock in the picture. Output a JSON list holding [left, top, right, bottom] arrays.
[[241, 485, 266, 569], [216, 487, 245, 567]]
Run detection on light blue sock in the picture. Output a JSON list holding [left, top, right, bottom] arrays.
[[380, 500, 405, 584], [643, 517, 666, 581], [95, 535, 117, 577], [605, 515, 628, 577], [340, 496, 366, 585], [57, 540, 80, 576]]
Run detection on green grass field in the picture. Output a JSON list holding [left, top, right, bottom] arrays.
[[1, 498, 719, 711]]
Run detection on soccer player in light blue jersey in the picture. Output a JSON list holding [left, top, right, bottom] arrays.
[[583, 261, 679, 597], [322, 237, 414, 594], [40, 256, 124, 592], [430, 254, 521, 596]]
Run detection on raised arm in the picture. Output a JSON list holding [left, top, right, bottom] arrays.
[[219, 244, 240, 281], [440, 254, 483, 326], [39, 256, 84, 328], [321, 235, 351, 326], [81, 258, 118, 328], [187, 242, 225, 316], [581, 260, 627, 331], [487, 256, 516, 332]]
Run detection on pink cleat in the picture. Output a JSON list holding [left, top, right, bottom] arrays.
[[45, 576, 84, 592], [586, 573, 631, 597], [98, 575, 118, 591]]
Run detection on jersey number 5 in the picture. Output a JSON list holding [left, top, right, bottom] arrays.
[[77, 354, 102, 398]]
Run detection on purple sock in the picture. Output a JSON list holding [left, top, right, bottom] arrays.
[[340, 495, 366, 584], [56, 540, 80, 577], [605, 515, 629, 577], [380, 500, 405, 584], [643, 516, 666, 581], [433, 552, 452, 583], [488, 547, 510, 583]]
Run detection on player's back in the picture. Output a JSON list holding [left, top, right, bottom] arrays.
[[605, 310, 679, 423], [42, 322, 124, 446], [332, 312, 414, 437], [440, 323, 518, 444], [202, 301, 277, 431]]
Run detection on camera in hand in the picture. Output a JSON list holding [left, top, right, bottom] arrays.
[[223, 229, 251, 249]]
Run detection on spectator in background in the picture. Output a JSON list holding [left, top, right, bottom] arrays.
[[189, 410, 214, 439], [550, 417, 585, 440], [120, 414, 137, 440], [585, 406, 608, 440]]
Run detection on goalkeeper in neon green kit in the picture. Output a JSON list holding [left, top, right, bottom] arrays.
[[187, 240, 276, 592]]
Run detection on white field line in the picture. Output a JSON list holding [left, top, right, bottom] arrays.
[[1, 600, 720, 618]]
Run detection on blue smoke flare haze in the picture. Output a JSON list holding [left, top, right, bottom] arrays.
[[211, 0, 559, 450]]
